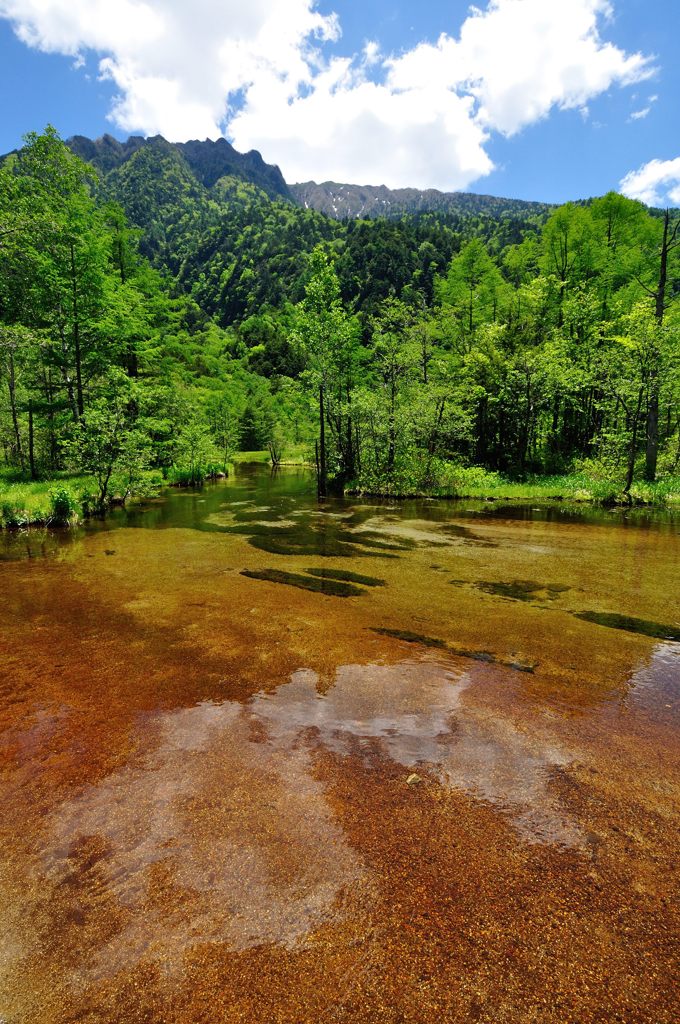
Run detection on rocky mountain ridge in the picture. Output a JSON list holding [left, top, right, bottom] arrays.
[[62, 134, 551, 221], [290, 180, 552, 220]]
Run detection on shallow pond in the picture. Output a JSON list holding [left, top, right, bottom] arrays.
[[1, 465, 679, 1023]]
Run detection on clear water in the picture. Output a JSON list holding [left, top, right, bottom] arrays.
[[1, 465, 678, 1023]]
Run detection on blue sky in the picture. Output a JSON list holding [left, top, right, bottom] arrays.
[[0, 0, 678, 204]]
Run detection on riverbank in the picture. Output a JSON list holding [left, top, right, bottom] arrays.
[[3, 462, 679, 530], [1, 475, 92, 528], [0, 471, 164, 529], [0, 450, 310, 529], [347, 469, 680, 508]]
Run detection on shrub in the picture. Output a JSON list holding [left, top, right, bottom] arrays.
[[78, 490, 101, 517], [1, 500, 27, 529], [437, 462, 503, 494], [49, 486, 79, 525]]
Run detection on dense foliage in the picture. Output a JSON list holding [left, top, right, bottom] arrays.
[[1, 128, 679, 521]]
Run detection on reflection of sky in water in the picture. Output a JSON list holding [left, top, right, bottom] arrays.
[[43, 657, 588, 980], [255, 661, 581, 849], [627, 643, 680, 711], [3, 464, 678, 1023], [47, 699, 362, 980]]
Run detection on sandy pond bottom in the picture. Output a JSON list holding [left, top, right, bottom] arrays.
[[0, 465, 678, 1023]]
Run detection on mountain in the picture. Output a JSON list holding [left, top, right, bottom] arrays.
[[291, 181, 552, 221], [67, 133, 292, 202], [1, 132, 551, 325], [50, 134, 549, 325], [65, 136, 551, 222]]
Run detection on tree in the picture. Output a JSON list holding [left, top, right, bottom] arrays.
[[539, 204, 596, 325], [294, 247, 357, 496], [438, 239, 508, 351], [633, 210, 680, 479], [600, 305, 669, 496], [64, 371, 150, 509], [369, 299, 417, 474], [174, 416, 215, 485], [0, 326, 29, 472], [206, 394, 240, 472]]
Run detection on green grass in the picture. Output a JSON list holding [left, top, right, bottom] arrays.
[[231, 445, 310, 466], [351, 463, 680, 508], [0, 469, 163, 528], [230, 450, 271, 464], [0, 474, 95, 528], [455, 475, 679, 505], [3, 459, 677, 529], [0, 447, 316, 529]]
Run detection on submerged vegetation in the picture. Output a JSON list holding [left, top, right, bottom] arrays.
[[1, 128, 679, 526]]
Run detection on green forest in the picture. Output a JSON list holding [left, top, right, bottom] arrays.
[[1, 127, 679, 526]]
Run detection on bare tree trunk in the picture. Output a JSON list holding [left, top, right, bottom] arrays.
[[6, 347, 25, 471], [41, 362, 59, 468], [345, 414, 355, 480], [385, 369, 398, 474], [644, 390, 659, 483], [318, 384, 327, 498], [424, 399, 446, 483], [28, 399, 36, 480], [70, 242, 84, 419], [646, 210, 679, 481], [625, 388, 645, 496], [58, 317, 79, 423]]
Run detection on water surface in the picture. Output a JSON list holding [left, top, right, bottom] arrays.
[[1, 466, 678, 1023]]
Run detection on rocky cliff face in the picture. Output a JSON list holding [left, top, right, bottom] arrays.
[[290, 180, 551, 220]]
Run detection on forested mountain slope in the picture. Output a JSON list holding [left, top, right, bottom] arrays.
[[64, 134, 549, 223], [63, 138, 337, 318], [1, 128, 678, 518], [68, 133, 292, 200], [56, 135, 548, 325]]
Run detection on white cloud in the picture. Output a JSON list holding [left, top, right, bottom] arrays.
[[228, 57, 493, 189], [628, 91, 658, 122], [0, 0, 338, 141], [0, 0, 655, 189], [387, 0, 653, 137], [620, 157, 680, 207], [362, 40, 381, 66]]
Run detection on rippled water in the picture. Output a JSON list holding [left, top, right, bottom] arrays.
[[1, 465, 678, 1023]]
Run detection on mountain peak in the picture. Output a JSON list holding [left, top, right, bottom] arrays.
[[67, 134, 292, 201]]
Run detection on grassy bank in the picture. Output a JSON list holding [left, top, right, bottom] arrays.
[[0, 449, 312, 529], [4, 460, 678, 529], [231, 447, 310, 466], [0, 471, 163, 529], [1, 475, 92, 528], [349, 465, 680, 508]]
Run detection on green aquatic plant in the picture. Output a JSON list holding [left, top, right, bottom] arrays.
[[305, 568, 386, 587], [241, 568, 366, 597], [472, 580, 571, 603], [575, 611, 680, 642], [371, 628, 537, 673]]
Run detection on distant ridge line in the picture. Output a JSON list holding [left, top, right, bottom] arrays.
[[59, 134, 552, 222], [290, 180, 553, 221]]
